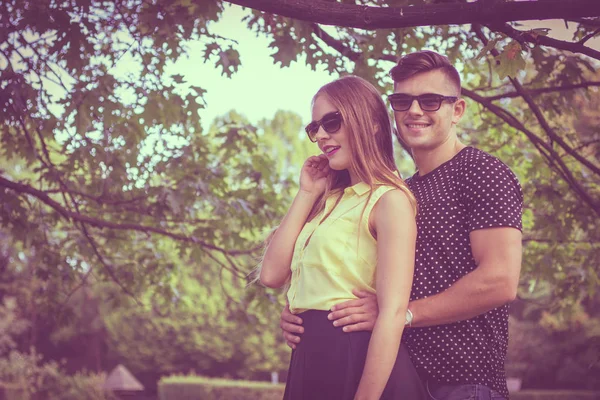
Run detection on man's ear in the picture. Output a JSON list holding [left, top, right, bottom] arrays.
[[452, 98, 466, 125]]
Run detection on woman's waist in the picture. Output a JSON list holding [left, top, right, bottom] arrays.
[[287, 285, 374, 314], [294, 310, 372, 340]]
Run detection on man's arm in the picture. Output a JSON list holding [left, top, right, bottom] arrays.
[[409, 226, 521, 327], [328, 226, 521, 330]]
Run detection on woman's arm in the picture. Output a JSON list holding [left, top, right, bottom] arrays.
[[260, 155, 330, 288], [354, 189, 416, 400]]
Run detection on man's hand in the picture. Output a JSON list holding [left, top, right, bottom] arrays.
[[328, 289, 379, 332], [280, 303, 304, 349]]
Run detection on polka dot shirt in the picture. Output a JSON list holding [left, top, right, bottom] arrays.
[[404, 147, 523, 398]]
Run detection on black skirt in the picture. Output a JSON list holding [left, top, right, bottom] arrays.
[[283, 310, 426, 400]]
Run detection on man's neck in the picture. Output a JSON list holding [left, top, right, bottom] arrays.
[[413, 139, 467, 176]]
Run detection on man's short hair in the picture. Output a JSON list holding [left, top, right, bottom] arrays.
[[390, 50, 461, 94]]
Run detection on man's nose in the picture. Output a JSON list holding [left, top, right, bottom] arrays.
[[407, 98, 424, 115]]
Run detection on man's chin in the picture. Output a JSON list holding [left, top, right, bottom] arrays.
[[402, 137, 432, 151]]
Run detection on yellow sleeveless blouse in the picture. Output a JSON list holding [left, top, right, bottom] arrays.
[[287, 182, 396, 313]]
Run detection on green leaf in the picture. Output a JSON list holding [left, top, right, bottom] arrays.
[[203, 42, 220, 62], [215, 48, 241, 78], [269, 35, 298, 68], [529, 28, 551, 38], [171, 74, 185, 84], [495, 40, 526, 80]]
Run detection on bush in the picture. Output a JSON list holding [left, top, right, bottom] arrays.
[[158, 375, 284, 400], [0, 350, 114, 400]]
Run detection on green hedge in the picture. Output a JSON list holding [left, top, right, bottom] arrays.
[[512, 391, 600, 400], [158, 376, 285, 400], [158, 377, 600, 400]]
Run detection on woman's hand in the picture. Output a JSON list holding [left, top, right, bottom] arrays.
[[299, 154, 330, 196]]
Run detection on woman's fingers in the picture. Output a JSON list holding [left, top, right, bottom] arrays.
[[305, 155, 329, 176]]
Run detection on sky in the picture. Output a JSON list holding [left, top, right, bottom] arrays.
[[163, 5, 338, 131]]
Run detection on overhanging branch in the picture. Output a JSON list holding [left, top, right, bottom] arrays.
[[0, 175, 260, 256], [224, 0, 600, 30], [311, 23, 397, 63], [482, 81, 600, 101], [463, 88, 600, 217], [473, 25, 600, 178], [488, 22, 600, 61]]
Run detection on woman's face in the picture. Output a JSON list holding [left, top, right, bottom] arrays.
[[311, 95, 353, 171]]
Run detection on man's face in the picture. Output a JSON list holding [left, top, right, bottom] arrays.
[[392, 69, 465, 153]]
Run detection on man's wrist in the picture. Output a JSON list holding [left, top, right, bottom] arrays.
[[404, 308, 413, 327]]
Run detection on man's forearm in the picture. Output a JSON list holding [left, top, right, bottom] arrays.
[[409, 263, 517, 328]]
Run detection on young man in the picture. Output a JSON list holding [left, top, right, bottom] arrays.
[[280, 51, 523, 400]]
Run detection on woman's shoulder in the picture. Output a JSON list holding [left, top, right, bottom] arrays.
[[371, 184, 416, 215]]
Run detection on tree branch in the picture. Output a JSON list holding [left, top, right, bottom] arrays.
[[223, 0, 600, 30], [311, 23, 397, 63], [579, 28, 600, 45], [509, 77, 600, 177], [482, 81, 600, 101], [569, 17, 600, 28], [0, 176, 261, 256], [80, 229, 141, 304], [473, 25, 600, 178], [488, 22, 600, 61], [463, 88, 600, 216], [311, 23, 360, 62]]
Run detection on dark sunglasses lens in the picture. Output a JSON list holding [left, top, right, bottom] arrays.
[[419, 96, 442, 111], [321, 115, 341, 133], [306, 122, 318, 137], [391, 96, 413, 111]]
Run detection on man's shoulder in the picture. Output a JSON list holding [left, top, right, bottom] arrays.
[[459, 147, 518, 178], [405, 173, 417, 186], [460, 146, 503, 165]]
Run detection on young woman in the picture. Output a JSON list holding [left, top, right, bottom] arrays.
[[260, 76, 425, 400]]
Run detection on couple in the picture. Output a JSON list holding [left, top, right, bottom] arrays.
[[259, 50, 523, 400]]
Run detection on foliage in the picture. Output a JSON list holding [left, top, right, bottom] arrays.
[[103, 236, 289, 386], [1, 0, 600, 394], [0, 300, 114, 400], [0, 351, 114, 400], [507, 296, 600, 390], [158, 375, 285, 400]]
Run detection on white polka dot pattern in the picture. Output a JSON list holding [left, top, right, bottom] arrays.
[[404, 147, 523, 398]]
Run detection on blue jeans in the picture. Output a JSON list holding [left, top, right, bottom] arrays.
[[426, 382, 506, 400]]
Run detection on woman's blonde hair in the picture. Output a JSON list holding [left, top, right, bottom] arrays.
[[307, 75, 416, 224], [251, 76, 416, 288]]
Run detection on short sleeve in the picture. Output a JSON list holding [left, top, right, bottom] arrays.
[[461, 154, 523, 232]]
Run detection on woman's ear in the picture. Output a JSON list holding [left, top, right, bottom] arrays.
[[373, 123, 381, 136]]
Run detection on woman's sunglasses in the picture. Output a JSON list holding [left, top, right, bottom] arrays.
[[304, 111, 342, 142]]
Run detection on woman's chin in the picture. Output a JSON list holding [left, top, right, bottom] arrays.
[[327, 158, 350, 171]]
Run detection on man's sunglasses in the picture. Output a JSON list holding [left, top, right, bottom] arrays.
[[305, 111, 342, 142], [388, 93, 459, 112]]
